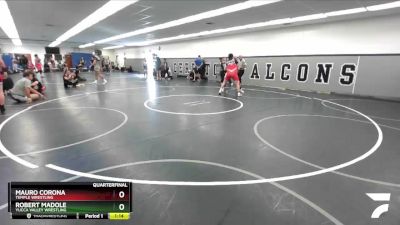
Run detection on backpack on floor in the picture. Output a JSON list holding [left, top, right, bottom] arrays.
[[3, 77, 14, 91]]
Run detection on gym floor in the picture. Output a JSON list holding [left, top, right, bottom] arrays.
[[0, 72, 399, 225]]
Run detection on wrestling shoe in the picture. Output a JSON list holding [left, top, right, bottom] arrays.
[[218, 87, 224, 95]]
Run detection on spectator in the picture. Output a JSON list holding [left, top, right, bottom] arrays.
[[90, 57, 94, 72], [43, 58, 50, 73], [188, 69, 196, 81], [34, 54, 43, 76], [20, 55, 28, 70], [143, 61, 147, 78], [155, 54, 161, 80], [160, 60, 166, 78], [103, 57, 110, 73], [63, 69, 79, 88], [188, 62, 198, 81], [160, 59, 169, 79], [31, 72, 45, 94], [12, 58, 19, 73], [74, 66, 87, 82], [90, 53, 106, 85], [127, 66, 133, 73], [193, 55, 205, 82], [50, 57, 55, 70], [78, 57, 85, 71], [0, 58, 7, 114], [8, 70, 45, 103], [162, 59, 173, 80]]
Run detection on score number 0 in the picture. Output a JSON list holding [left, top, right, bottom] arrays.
[[119, 191, 125, 211]]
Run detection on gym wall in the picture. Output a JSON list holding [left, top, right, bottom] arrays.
[[124, 58, 145, 73], [116, 14, 400, 59], [0, 44, 80, 61], [117, 13, 400, 99], [166, 55, 400, 99], [0, 44, 116, 65]]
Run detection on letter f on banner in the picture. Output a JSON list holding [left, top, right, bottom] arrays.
[[366, 193, 391, 219]]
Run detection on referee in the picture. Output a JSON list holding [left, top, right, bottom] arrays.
[[237, 55, 247, 93]]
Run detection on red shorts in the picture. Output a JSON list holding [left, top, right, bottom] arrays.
[[225, 73, 239, 81], [36, 64, 42, 71]]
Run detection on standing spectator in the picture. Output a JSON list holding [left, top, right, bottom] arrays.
[[90, 53, 106, 85], [0, 58, 7, 114], [143, 60, 147, 78], [160, 60, 166, 79], [34, 54, 43, 77], [110, 61, 115, 70], [103, 56, 110, 73], [237, 55, 247, 93], [160, 59, 168, 79], [8, 70, 45, 103], [193, 55, 203, 82], [43, 57, 50, 73], [155, 54, 161, 80], [90, 57, 94, 72], [163, 59, 173, 80], [50, 56, 55, 70], [78, 57, 85, 72], [20, 55, 28, 70], [200, 59, 207, 80], [12, 57, 19, 73]]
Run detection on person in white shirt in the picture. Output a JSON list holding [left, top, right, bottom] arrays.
[[91, 53, 107, 85], [237, 55, 247, 93], [9, 70, 45, 103]]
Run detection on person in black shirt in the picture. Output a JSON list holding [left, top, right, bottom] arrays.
[[155, 55, 162, 80], [219, 57, 226, 83], [20, 55, 28, 70]]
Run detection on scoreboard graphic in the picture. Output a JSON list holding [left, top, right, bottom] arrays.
[[8, 182, 132, 220]]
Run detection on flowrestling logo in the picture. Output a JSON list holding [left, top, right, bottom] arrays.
[[366, 193, 391, 219]]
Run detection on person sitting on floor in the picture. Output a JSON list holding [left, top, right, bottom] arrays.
[[12, 58, 19, 73], [78, 57, 85, 72], [63, 69, 79, 88], [127, 66, 133, 73], [8, 70, 45, 103], [74, 66, 87, 82], [193, 55, 206, 82], [191, 66, 201, 82], [31, 72, 45, 94], [188, 69, 196, 81]]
